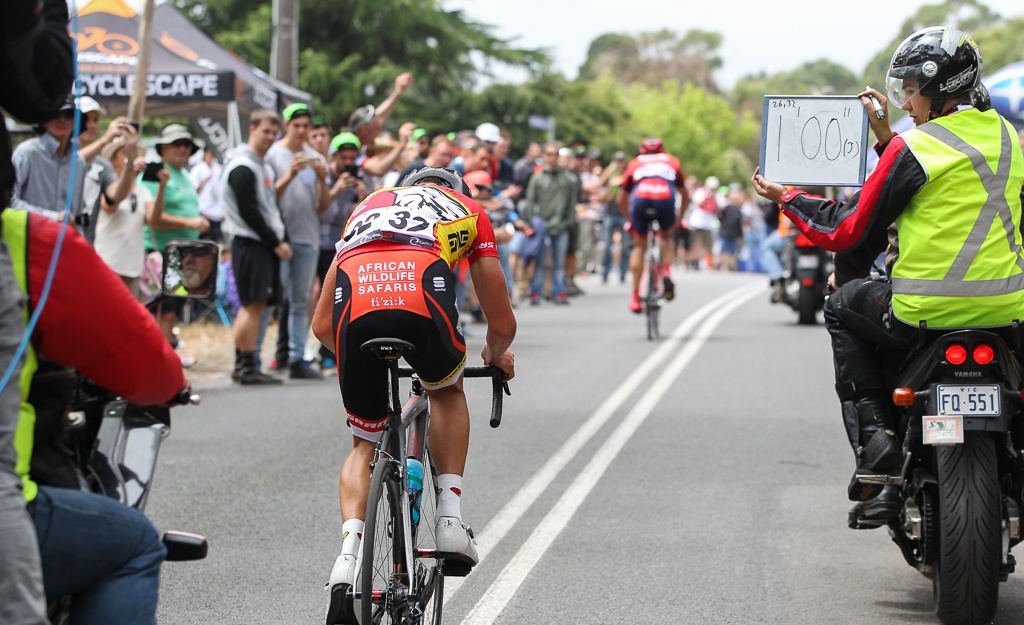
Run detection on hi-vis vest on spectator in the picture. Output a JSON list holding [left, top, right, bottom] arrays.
[[1, 209, 40, 502], [893, 108, 1024, 327]]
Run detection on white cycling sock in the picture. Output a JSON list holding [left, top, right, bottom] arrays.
[[341, 519, 364, 556], [436, 474, 464, 520]]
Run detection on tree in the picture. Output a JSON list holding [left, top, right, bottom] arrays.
[[624, 80, 758, 183], [172, 0, 549, 129], [576, 29, 723, 92]]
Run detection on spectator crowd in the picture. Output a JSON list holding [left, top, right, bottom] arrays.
[[9, 70, 790, 386]]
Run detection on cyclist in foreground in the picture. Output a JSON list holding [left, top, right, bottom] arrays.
[[311, 167, 516, 623], [752, 27, 1024, 525], [617, 138, 689, 314]]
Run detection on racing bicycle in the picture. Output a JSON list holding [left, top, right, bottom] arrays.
[[639, 209, 665, 340], [352, 338, 509, 625]]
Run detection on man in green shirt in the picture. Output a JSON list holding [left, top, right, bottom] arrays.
[[138, 124, 210, 360]]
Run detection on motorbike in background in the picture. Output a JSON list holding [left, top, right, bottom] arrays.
[[47, 240, 217, 623], [772, 232, 832, 325]]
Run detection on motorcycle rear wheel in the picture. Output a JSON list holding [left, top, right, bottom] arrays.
[[796, 283, 818, 325], [933, 433, 1001, 625]]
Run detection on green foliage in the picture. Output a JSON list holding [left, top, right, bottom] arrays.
[[974, 17, 1024, 73], [624, 80, 758, 182]]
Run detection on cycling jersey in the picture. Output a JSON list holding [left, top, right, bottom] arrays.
[[621, 153, 685, 236], [331, 185, 498, 441], [621, 153, 684, 201], [337, 186, 498, 266]]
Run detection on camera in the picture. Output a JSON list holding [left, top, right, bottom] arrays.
[[141, 162, 164, 182]]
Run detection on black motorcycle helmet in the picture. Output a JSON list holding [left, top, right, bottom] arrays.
[[400, 166, 470, 196], [885, 26, 983, 121]]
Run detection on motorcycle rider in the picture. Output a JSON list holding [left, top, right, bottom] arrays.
[[5, 204, 188, 623], [0, 0, 74, 622], [752, 26, 1024, 526]]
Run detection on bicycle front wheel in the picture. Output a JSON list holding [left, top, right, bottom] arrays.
[[361, 459, 408, 625]]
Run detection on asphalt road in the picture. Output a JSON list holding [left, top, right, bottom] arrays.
[[150, 271, 1024, 625]]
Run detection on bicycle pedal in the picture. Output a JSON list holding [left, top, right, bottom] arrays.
[[441, 559, 474, 578]]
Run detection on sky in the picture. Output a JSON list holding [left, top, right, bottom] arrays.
[[443, 0, 1024, 87]]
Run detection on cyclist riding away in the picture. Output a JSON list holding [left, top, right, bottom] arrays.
[[752, 26, 1024, 527], [311, 167, 516, 623], [617, 138, 689, 314]]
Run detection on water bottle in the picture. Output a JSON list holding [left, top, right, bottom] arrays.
[[406, 458, 424, 526]]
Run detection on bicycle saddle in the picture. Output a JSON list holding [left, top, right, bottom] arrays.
[[359, 338, 417, 360]]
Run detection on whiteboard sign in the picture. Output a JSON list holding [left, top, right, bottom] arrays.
[[759, 95, 869, 187]]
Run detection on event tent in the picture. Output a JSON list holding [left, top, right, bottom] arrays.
[[74, 0, 313, 154]]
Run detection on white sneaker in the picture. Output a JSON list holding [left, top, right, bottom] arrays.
[[434, 516, 479, 566], [325, 554, 359, 625]]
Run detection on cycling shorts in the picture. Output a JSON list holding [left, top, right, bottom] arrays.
[[629, 194, 676, 237], [332, 248, 465, 442]]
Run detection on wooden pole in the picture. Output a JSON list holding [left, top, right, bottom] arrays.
[[127, 0, 156, 122]]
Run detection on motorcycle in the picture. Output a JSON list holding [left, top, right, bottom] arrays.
[[45, 240, 217, 623], [773, 232, 832, 325], [853, 322, 1024, 625]]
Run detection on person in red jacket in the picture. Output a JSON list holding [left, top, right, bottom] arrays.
[[4, 207, 186, 625]]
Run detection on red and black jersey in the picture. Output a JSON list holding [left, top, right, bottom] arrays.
[[621, 153, 685, 201]]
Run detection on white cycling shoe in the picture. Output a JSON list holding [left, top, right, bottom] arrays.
[[325, 554, 360, 625], [434, 516, 479, 566]]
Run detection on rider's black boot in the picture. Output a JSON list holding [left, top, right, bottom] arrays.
[[847, 396, 902, 501], [848, 484, 901, 529]]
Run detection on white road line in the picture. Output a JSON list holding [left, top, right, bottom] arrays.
[[445, 282, 762, 608], [457, 284, 761, 624]]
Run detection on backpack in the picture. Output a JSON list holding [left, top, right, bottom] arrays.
[[699, 190, 718, 214]]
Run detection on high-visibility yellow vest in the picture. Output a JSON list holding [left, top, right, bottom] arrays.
[[892, 108, 1024, 328], [1, 210, 39, 502]]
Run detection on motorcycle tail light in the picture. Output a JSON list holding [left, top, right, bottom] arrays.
[[973, 344, 995, 365], [893, 387, 915, 406], [945, 344, 968, 365], [801, 278, 816, 287]]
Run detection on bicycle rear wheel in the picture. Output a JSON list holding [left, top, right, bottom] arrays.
[[361, 459, 408, 625], [644, 245, 661, 340]]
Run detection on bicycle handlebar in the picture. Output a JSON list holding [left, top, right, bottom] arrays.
[[397, 365, 511, 428]]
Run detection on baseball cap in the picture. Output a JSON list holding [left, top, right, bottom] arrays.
[[462, 170, 493, 194], [78, 96, 107, 116], [412, 128, 428, 141], [330, 131, 362, 154], [475, 122, 501, 144], [283, 103, 311, 123], [613, 150, 627, 161]]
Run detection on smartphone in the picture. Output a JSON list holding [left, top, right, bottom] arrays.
[[129, 121, 141, 133], [343, 164, 361, 178], [141, 162, 164, 182]]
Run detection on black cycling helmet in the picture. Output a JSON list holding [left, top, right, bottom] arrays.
[[639, 137, 664, 154], [400, 166, 470, 196], [885, 26, 982, 118]]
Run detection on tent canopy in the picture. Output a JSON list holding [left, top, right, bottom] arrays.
[[984, 61, 1024, 129], [75, 0, 312, 118]]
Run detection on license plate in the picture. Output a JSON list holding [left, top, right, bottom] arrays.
[[796, 255, 819, 269], [923, 415, 964, 445], [936, 384, 1000, 417]]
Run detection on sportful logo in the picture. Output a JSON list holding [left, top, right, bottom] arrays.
[[432, 277, 446, 291], [334, 287, 344, 303]]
